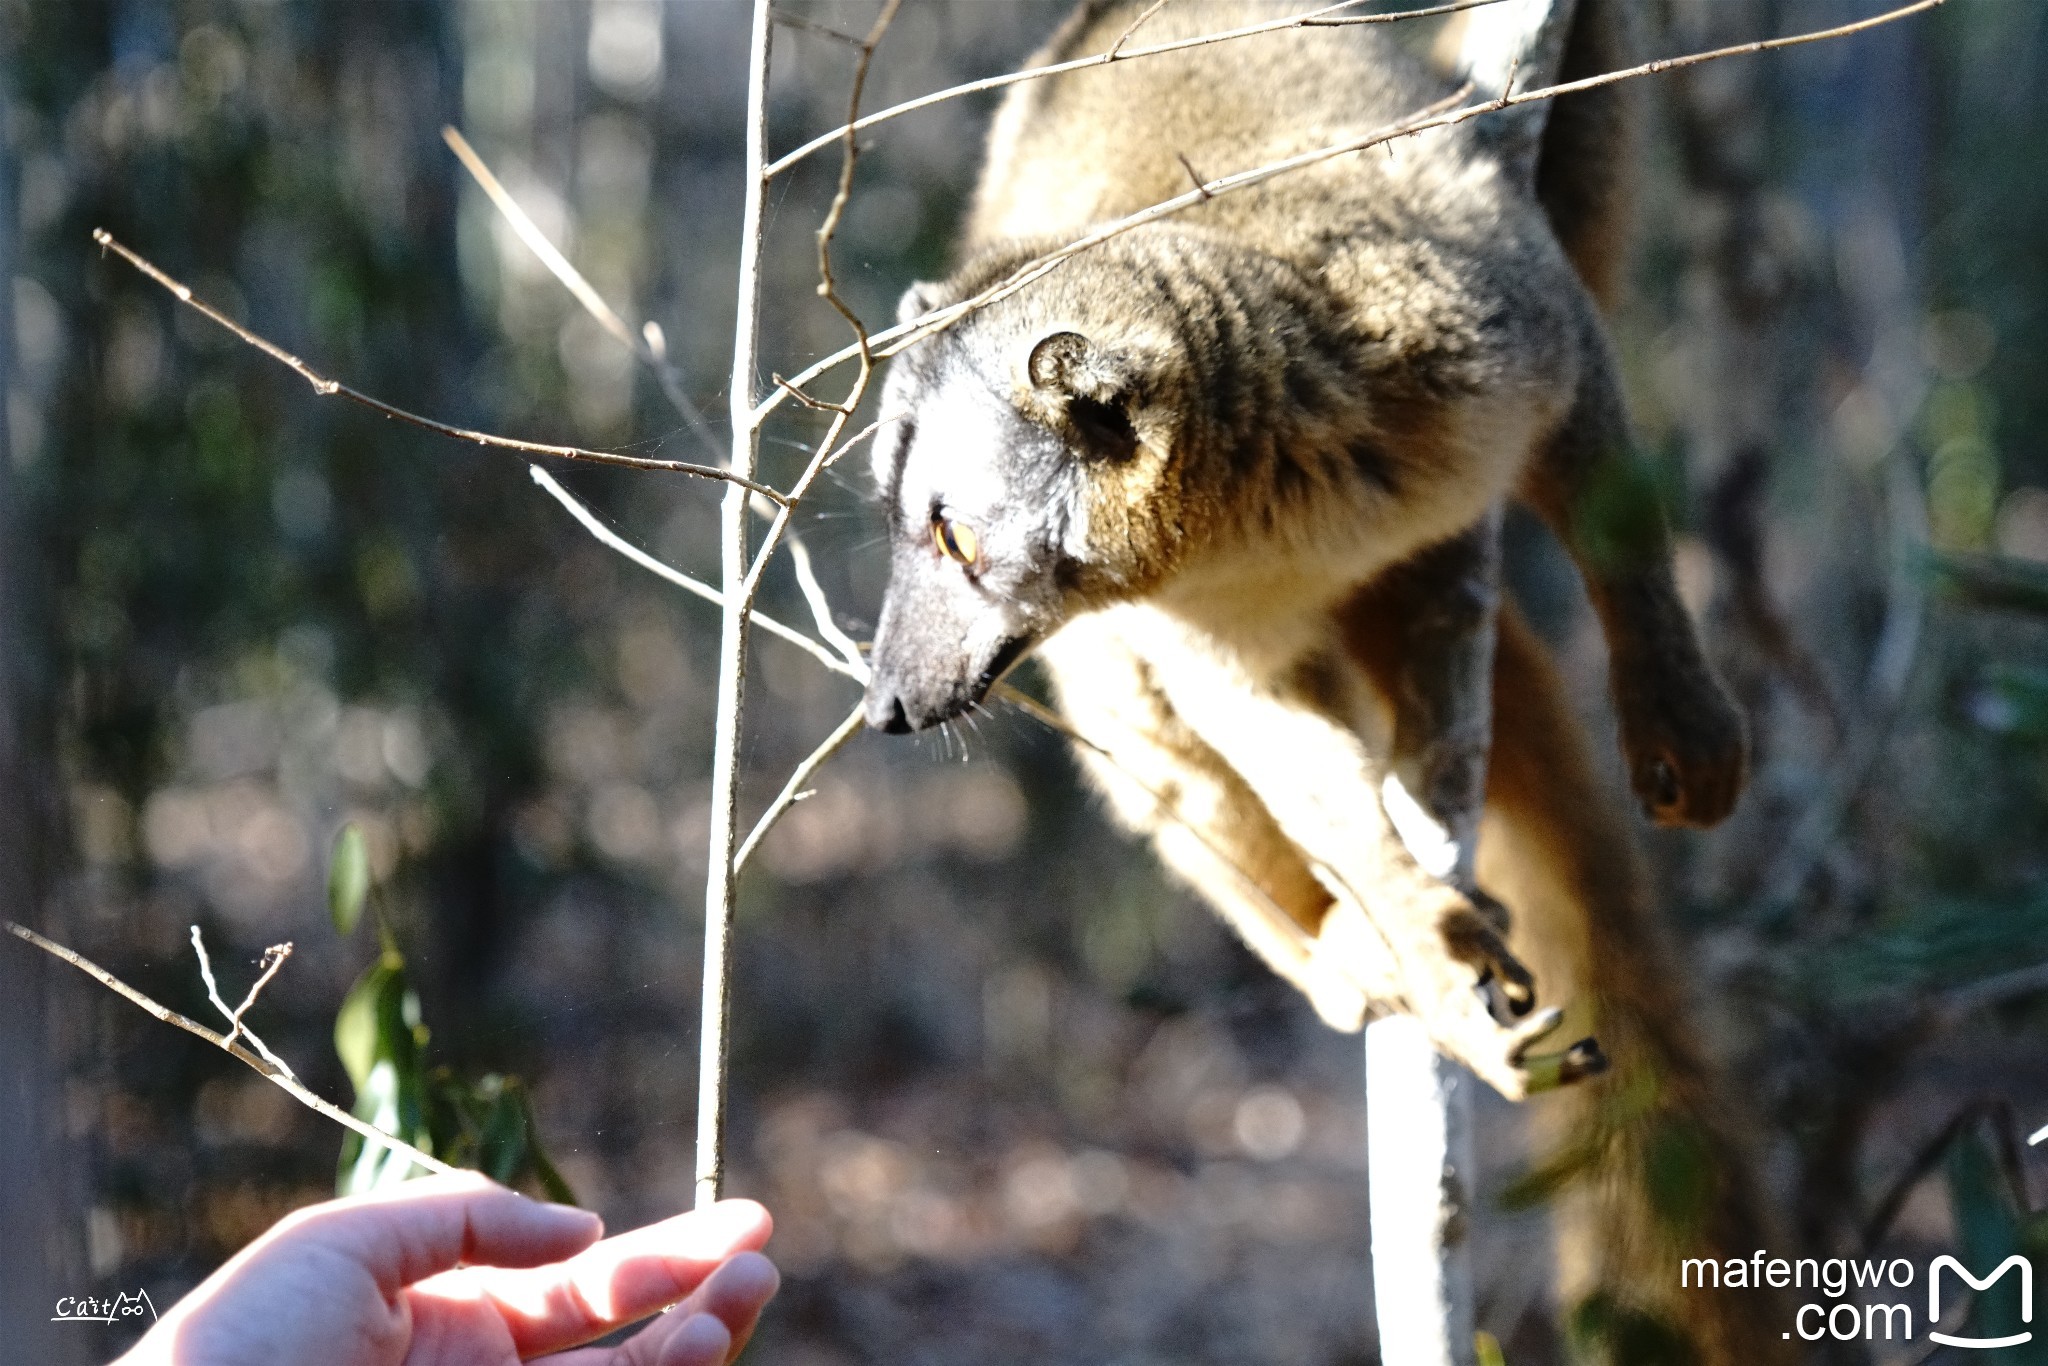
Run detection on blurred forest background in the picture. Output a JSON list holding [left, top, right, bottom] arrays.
[[2, 1, 2046, 1363]]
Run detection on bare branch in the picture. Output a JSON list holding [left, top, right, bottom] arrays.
[[526, 464, 861, 682], [770, 8, 866, 47], [771, 374, 854, 414], [735, 4, 904, 671], [439, 128, 728, 462], [91, 230, 785, 503], [698, 0, 776, 1212], [786, 532, 868, 675], [765, 0, 1508, 179], [733, 703, 867, 875], [6, 920, 454, 1177], [189, 926, 296, 1076], [1108, 0, 1175, 59], [753, 0, 1946, 428], [814, 0, 901, 346]]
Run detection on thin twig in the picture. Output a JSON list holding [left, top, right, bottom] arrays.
[[441, 127, 728, 463], [6, 920, 453, 1176], [786, 533, 868, 675], [729, 4, 903, 687], [697, 0, 776, 1213], [771, 8, 866, 46], [765, 0, 1508, 178], [450, 123, 874, 689], [450, 100, 886, 684], [772, 374, 854, 413], [753, 0, 1946, 429], [91, 230, 784, 503], [735, 0, 901, 616], [526, 464, 861, 681], [1108, 0, 1174, 60], [189, 926, 296, 1076], [733, 703, 868, 874]]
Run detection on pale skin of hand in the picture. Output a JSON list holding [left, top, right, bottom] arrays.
[[112, 1171, 779, 1366]]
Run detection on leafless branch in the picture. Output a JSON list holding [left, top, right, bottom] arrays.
[[6, 920, 453, 1176], [1108, 0, 1174, 60], [449, 123, 875, 698], [765, 0, 1509, 179], [440, 128, 728, 462], [786, 533, 868, 675], [733, 703, 868, 875], [91, 230, 784, 503], [754, 0, 1945, 429], [189, 927, 296, 1076], [697, 0, 777, 1212], [770, 8, 866, 47], [526, 464, 862, 682]]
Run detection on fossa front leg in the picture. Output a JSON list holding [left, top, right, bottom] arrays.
[[1132, 619, 1563, 1098], [1037, 616, 1389, 1032]]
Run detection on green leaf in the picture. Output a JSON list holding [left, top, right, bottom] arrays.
[[328, 824, 372, 936], [334, 951, 434, 1195]]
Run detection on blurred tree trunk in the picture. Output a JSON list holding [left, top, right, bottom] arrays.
[[0, 63, 85, 1362]]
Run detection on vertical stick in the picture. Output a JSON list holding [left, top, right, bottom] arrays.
[[1363, 5, 1572, 1355], [697, 0, 774, 1212], [1367, 1015, 1478, 1366]]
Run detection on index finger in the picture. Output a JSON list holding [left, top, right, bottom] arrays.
[[265, 1171, 604, 1295], [412, 1199, 773, 1358]]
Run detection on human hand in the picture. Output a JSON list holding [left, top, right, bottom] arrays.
[[114, 1170, 778, 1366]]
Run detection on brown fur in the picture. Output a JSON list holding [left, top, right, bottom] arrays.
[[966, 0, 1744, 828], [862, 7, 1782, 1355]]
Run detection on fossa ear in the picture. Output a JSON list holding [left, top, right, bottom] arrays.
[[1027, 330, 1139, 463]]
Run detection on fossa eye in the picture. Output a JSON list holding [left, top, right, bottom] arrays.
[[932, 515, 980, 567]]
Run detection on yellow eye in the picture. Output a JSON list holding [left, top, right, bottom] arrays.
[[933, 516, 979, 566]]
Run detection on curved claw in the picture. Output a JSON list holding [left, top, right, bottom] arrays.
[[1506, 1005, 1566, 1061], [1518, 1035, 1609, 1093]]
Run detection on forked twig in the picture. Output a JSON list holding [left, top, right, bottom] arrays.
[[732, 0, 902, 628], [786, 533, 868, 674], [90, 230, 785, 503], [190, 926, 296, 1076], [447, 123, 878, 686], [440, 126, 728, 462], [733, 703, 868, 874], [526, 464, 862, 682], [6, 920, 453, 1176], [1108, 0, 1175, 59]]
